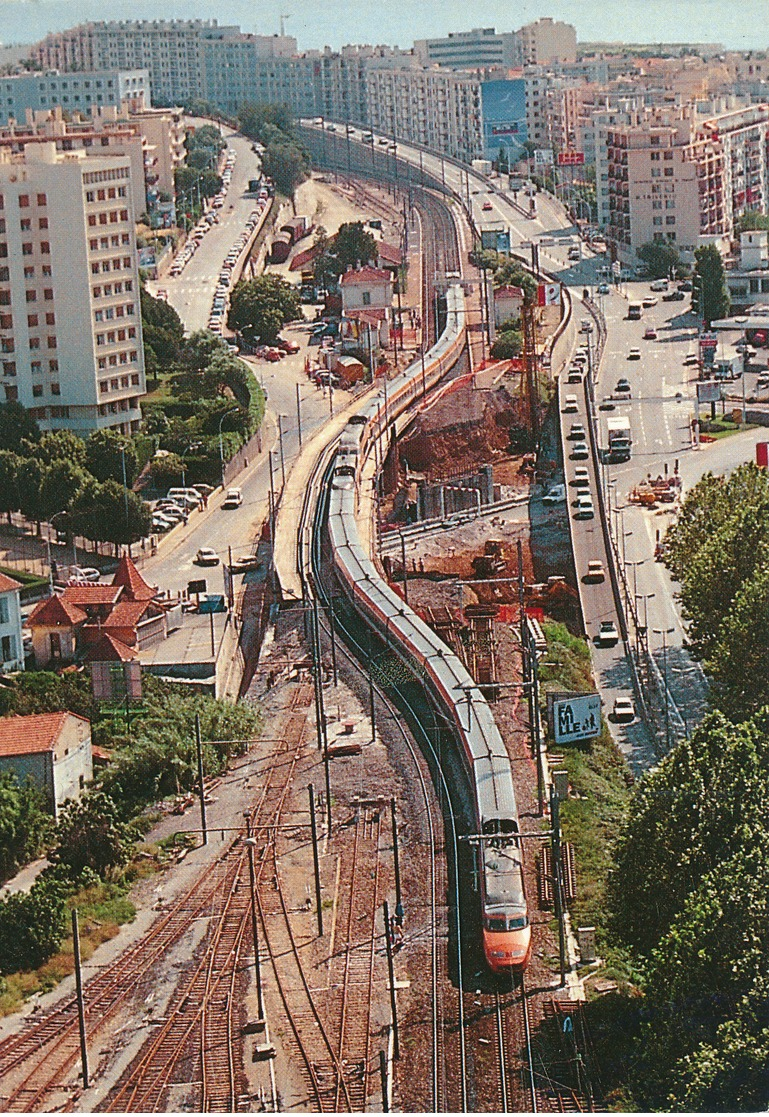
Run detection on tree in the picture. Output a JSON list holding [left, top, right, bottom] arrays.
[[16, 455, 44, 525], [180, 329, 230, 374], [238, 101, 295, 144], [692, 244, 730, 325], [31, 430, 87, 470], [50, 791, 129, 877], [638, 241, 683, 279], [734, 211, 769, 234], [85, 429, 139, 486], [227, 275, 302, 344], [71, 479, 151, 548], [707, 564, 769, 719], [140, 286, 185, 367], [490, 330, 523, 359], [0, 880, 67, 974], [494, 258, 538, 301], [0, 402, 39, 453], [261, 140, 310, 203], [38, 460, 90, 523], [609, 708, 769, 957], [331, 222, 378, 275], [0, 772, 51, 881], [0, 450, 21, 520]]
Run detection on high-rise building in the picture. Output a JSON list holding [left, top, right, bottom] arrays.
[[0, 69, 150, 125], [517, 19, 577, 67], [413, 28, 517, 71], [0, 143, 145, 433]]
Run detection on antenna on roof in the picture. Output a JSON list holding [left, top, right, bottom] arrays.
[[280, 13, 291, 36]]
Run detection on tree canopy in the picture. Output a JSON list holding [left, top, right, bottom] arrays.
[[638, 241, 684, 280], [692, 244, 730, 325], [227, 274, 302, 344]]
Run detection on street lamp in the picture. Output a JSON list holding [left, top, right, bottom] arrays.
[[218, 407, 239, 488], [653, 626, 675, 753], [46, 510, 72, 592], [180, 442, 202, 490]]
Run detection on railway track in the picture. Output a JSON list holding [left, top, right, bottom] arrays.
[[0, 850, 243, 1112]]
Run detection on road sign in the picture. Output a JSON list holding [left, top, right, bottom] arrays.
[[548, 692, 601, 744]]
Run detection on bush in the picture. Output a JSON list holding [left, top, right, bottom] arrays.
[[0, 878, 68, 975]]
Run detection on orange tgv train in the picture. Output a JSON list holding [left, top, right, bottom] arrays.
[[325, 285, 531, 972]]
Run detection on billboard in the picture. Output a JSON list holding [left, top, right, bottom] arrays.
[[537, 282, 561, 307], [480, 79, 527, 162], [548, 692, 601, 744], [697, 381, 723, 404], [534, 149, 554, 166], [557, 151, 585, 166]]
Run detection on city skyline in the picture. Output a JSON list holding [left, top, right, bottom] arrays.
[[1, 0, 767, 54]]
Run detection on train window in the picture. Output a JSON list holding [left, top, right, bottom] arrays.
[[485, 917, 507, 932]]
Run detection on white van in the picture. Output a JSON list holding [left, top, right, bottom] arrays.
[[167, 487, 201, 507]]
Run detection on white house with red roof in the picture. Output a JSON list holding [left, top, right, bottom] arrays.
[[340, 265, 393, 315], [0, 571, 24, 672], [0, 712, 92, 816], [494, 284, 525, 328]]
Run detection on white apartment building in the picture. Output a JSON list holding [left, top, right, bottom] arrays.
[[413, 28, 517, 70], [0, 144, 145, 434], [0, 69, 150, 125], [517, 19, 577, 67], [365, 60, 483, 163]]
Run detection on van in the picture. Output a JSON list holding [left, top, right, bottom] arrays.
[[167, 487, 201, 507], [563, 394, 579, 413]]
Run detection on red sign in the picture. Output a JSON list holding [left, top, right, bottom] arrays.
[[557, 151, 585, 166]]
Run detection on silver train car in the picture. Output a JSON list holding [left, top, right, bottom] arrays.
[[326, 285, 531, 971]]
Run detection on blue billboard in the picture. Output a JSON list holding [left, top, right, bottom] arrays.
[[480, 79, 527, 165]]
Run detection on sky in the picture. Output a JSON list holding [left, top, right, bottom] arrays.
[[1, 0, 768, 51]]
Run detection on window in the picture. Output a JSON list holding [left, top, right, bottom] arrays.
[[666, 216, 676, 225], [652, 200, 662, 210], [4, 386, 17, 401], [43, 289, 53, 301], [95, 310, 104, 322], [86, 190, 94, 202], [21, 243, 32, 256], [50, 383, 60, 396], [30, 360, 41, 374], [23, 266, 34, 279], [93, 286, 101, 298], [88, 214, 97, 227], [0, 314, 10, 329], [90, 238, 98, 251], [37, 194, 46, 206], [18, 195, 29, 207], [27, 313, 38, 327], [651, 168, 661, 178], [664, 167, 674, 177], [1, 634, 15, 664], [32, 384, 43, 397], [40, 242, 50, 255], [42, 266, 51, 277], [650, 152, 660, 161], [653, 216, 663, 225], [664, 150, 673, 161], [0, 269, 7, 281], [47, 336, 57, 348], [25, 290, 36, 303], [29, 337, 39, 350], [20, 218, 31, 232], [2, 362, 15, 376], [45, 312, 55, 325], [49, 359, 58, 372]]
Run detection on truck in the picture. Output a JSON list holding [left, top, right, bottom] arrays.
[[713, 355, 742, 380], [606, 414, 632, 462]]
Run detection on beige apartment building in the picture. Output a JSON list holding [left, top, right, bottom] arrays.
[[0, 144, 145, 433]]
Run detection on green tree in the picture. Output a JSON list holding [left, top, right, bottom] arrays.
[[609, 708, 769, 957], [494, 258, 538, 301], [31, 431, 87, 470], [227, 275, 302, 344], [0, 402, 40, 452], [38, 460, 90, 523], [50, 791, 129, 878], [16, 456, 44, 525], [180, 329, 230, 374], [238, 101, 295, 143], [692, 244, 730, 325], [637, 241, 683, 279], [0, 450, 22, 520], [85, 430, 139, 486], [261, 139, 311, 203], [140, 286, 185, 367], [490, 329, 523, 359], [71, 479, 151, 547], [331, 221, 378, 275], [0, 879, 67, 974], [0, 772, 51, 881], [707, 564, 769, 718], [734, 211, 769, 234]]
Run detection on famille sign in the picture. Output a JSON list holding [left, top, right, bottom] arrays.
[[548, 692, 601, 744]]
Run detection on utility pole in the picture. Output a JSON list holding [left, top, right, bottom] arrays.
[[72, 909, 89, 1089], [195, 713, 208, 845], [550, 783, 567, 986]]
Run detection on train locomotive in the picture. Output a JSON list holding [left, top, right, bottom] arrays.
[[324, 284, 531, 972]]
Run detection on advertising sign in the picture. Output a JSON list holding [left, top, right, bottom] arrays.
[[548, 692, 601, 744], [697, 381, 723, 404], [557, 151, 585, 166], [534, 148, 554, 166]]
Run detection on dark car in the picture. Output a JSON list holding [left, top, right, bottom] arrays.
[[663, 290, 685, 302]]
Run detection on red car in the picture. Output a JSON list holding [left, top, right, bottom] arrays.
[[276, 337, 300, 354]]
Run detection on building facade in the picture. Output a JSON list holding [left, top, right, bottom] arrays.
[[413, 28, 516, 70], [0, 143, 145, 433], [0, 711, 92, 816], [0, 571, 24, 672], [0, 69, 150, 125]]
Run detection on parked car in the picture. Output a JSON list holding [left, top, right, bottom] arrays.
[[563, 394, 579, 413], [195, 548, 220, 566], [650, 278, 669, 291], [612, 696, 636, 722], [662, 290, 685, 302], [615, 378, 632, 396], [68, 566, 101, 582], [678, 280, 693, 292], [628, 348, 641, 360], [568, 246, 581, 260], [597, 283, 610, 295], [642, 296, 658, 308], [584, 559, 605, 583], [596, 620, 620, 646], [572, 466, 590, 486], [644, 326, 658, 340], [222, 487, 243, 509], [567, 367, 583, 383], [568, 422, 587, 441], [575, 494, 595, 519], [482, 200, 493, 211], [275, 337, 300, 354], [599, 397, 616, 410], [543, 484, 566, 505], [571, 442, 589, 460], [230, 554, 262, 573]]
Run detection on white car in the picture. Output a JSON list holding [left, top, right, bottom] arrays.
[[195, 548, 220, 566], [575, 494, 595, 519], [573, 466, 590, 486], [613, 696, 636, 722], [222, 487, 243, 509], [543, 484, 566, 505]]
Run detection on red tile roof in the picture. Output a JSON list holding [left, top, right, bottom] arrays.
[[0, 711, 88, 757], [495, 285, 524, 298], [62, 585, 122, 607], [345, 308, 389, 325], [377, 242, 402, 266], [104, 599, 152, 628], [27, 595, 87, 627], [111, 555, 157, 602], [0, 572, 22, 593], [340, 265, 391, 286], [289, 243, 322, 272], [82, 632, 138, 663]]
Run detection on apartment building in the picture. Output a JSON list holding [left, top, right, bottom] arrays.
[[517, 19, 577, 67], [606, 112, 700, 263], [365, 59, 483, 163], [33, 21, 297, 107], [0, 143, 145, 434], [413, 28, 517, 70], [0, 69, 150, 125], [525, 70, 590, 153]]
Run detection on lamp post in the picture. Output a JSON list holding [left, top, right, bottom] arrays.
[[180, 442, 202, 491], [46, 510, 71, 592], [277, 415, 287, 490], [218, 407, 239, 488], [653, 626, 675, 753]]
